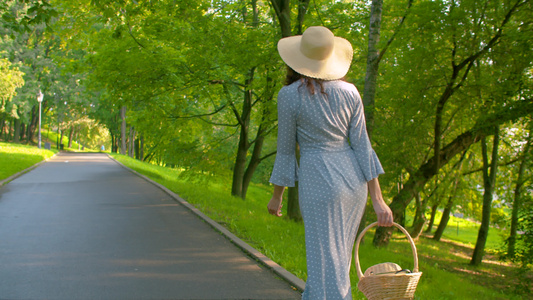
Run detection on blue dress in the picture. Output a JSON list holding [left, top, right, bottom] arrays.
[[270, 80, 384, 300]]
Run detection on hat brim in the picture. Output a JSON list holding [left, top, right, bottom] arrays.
[[278, 35, 353, 80]]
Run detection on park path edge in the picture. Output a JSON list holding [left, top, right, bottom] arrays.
[[0, 153, 57, 187], [107, 154, 306, 293]]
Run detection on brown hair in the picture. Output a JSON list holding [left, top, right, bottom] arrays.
[[285, 67, 327, 95]]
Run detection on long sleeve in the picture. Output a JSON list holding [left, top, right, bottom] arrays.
[[348, 89, 384, 181], [269, 87, 299, 187]]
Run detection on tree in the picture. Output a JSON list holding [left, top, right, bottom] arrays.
[[432, 150, 468, 240], [362, 0, 412, 138], [57, 0, 283, 190], [270, 0, 300, 220], [507, 123, 532, 258], [470, 127, 500, 265], [373, 0, 532, 247], [1, 1, 58, 145]]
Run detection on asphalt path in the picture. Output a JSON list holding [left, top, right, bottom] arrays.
[[0, 153, 301, 300]]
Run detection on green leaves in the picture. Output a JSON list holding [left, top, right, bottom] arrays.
[[1, 0, 58, 33], [0, 58, 25, 113]]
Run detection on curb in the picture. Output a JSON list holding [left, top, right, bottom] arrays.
[[0, 153, 57, 188], [108, 154, 306, 293]]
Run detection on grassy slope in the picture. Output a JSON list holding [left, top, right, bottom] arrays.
[[111, 154, 527, 300], [0, 142, 56, 181], [40, 129, 85, 152]]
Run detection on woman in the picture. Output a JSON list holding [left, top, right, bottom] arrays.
[[267, 26, 393, 300]]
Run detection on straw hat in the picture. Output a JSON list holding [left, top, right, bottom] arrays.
[[277, 26, 353, 80]]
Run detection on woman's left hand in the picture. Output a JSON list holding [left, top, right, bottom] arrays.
[[267, 196, 283, 217]]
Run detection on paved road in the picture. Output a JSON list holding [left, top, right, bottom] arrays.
[[0, 153, 301, 300]]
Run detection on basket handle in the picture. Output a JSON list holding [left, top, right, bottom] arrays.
[[354, 222, 419, 280]]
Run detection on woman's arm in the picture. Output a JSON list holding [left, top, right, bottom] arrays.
[[268, 184, 285, 217], [367, 177, 394, 226]]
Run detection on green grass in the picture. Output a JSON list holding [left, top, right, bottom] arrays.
[[425, 212, 505, 251], [110, 154, 529, 299], [41, 129, 87, 152], [403, 210, 505, 251], [0, 142, 56, 181]]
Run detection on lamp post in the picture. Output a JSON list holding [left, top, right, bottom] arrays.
[[37, 90, 44, 149]]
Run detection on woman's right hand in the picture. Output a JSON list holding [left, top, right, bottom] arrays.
[[268, 185, 286, 217], [372, 199, 393, 227], [368, 178, 394, 227], [267, 196, 283, 217]]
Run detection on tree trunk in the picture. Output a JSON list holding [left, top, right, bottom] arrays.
[[231, 68, 254, 198], [231, 2, 274, 200], [68, 126, 74, 148], [432, 150, 467, 240], [238, 104, 275, 199], [354, 0, 384, 241], [271, 0, 305, 220], [56, 126, 60, 150], [296, 0, 310, 35], [410, 192, 427, 239], [128, 126, 135, 158], [471, 128, 500, 266], [507, 126, 531, 258], [242, 130, 265, 199], [288, 180, 302, 221], [362, 0, 383, 138], [270, 0, 291, 37], [140, 134, 144, 161], [231, 122, 249, 198], [111, 134, 116, 153], [373, 100, 532, 247], [13, 118, 20, 143], [27, 106, 37, 145], [433, 196, 454, 241], [135, 136, 140, 160], [120, 106, 127, 155], [412, 178, 445, 238], [426, 202, 440, 233], [8, 119, 13, 141], [287, 145, 302, 221], [20, 122, 26, 142], [75, 125, 80, 148], [0, 115, 4, 138], [271, 2, 294, 220], [60, 129, 65, 148]]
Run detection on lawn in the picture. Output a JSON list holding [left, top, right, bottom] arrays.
[[110, 154, 529, 299], [0, 142, 56, 181]]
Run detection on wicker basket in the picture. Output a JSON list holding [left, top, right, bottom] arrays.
[[355, 222, 422, 300]]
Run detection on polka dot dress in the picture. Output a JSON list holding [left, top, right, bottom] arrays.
[[270, 80, 384, 300]]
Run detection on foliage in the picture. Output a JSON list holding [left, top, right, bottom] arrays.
[[1, 0, 57, 33], [0, 57, 24, 113], [0, 0, 104, 146]]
